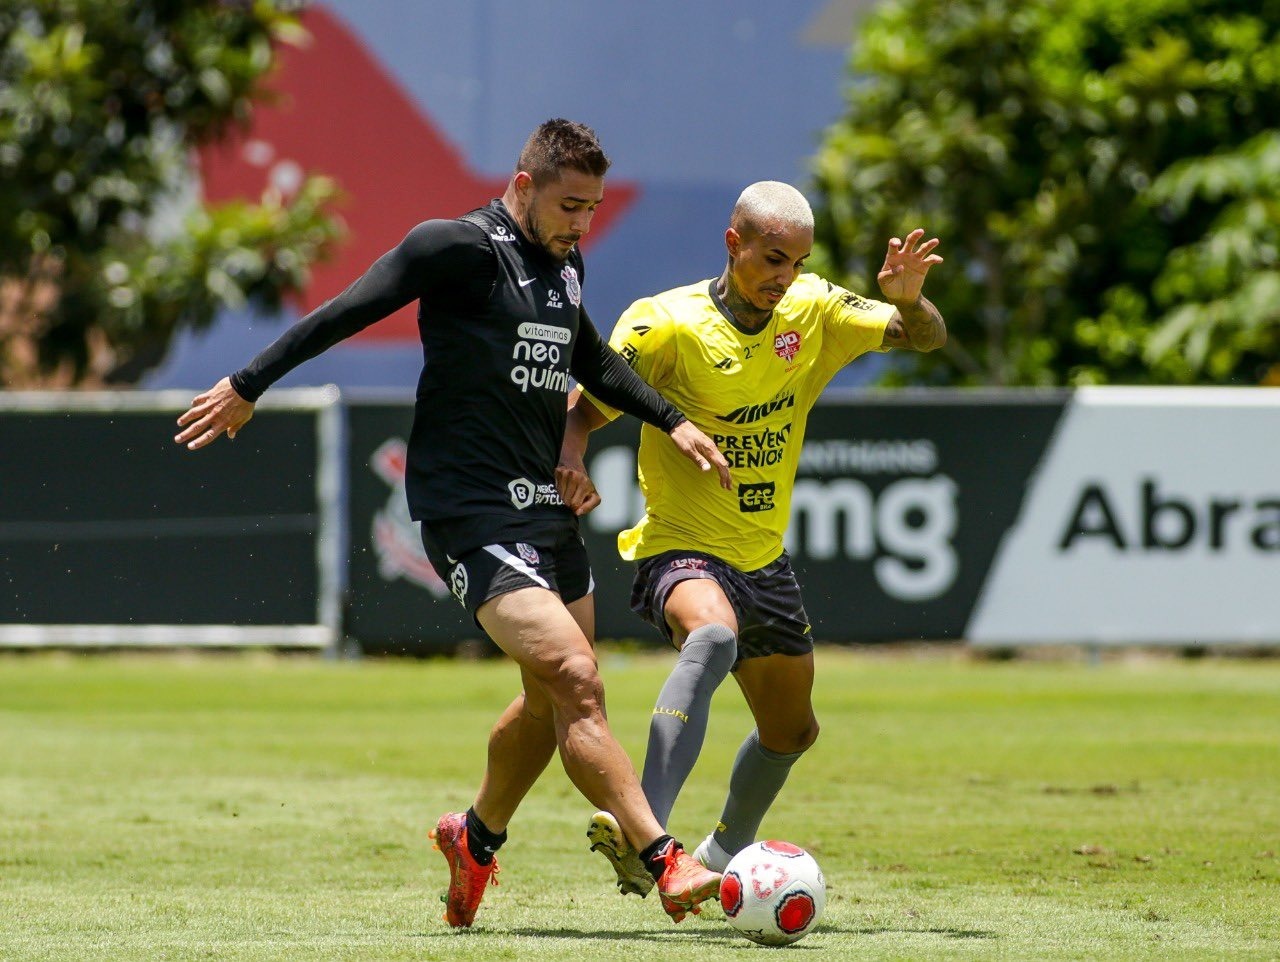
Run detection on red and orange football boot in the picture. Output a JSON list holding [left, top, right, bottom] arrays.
[[429, 811, 499, 928], [652, 839, 721, 923]]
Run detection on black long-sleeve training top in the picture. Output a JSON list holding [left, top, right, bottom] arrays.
[[230, 199, 684, 549]]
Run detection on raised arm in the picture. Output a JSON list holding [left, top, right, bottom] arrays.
[[878, 228, 947, 352]]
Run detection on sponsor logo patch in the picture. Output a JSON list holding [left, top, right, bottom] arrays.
[[517, 322, 571, 343], [509, 478, 535, 509], [840, 290, 877, 312], [511, 330, 570, 394], [712, 423, 792, 469], [738, 481, 777, 513], [508, 477, 565, 510], [717, 392, 795, 425]]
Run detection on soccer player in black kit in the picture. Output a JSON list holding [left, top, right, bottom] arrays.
[[176, 120, 728, 928]]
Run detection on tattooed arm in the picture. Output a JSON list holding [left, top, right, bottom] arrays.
[[882, 294, 946, 351], [877, 228, 947, 352]]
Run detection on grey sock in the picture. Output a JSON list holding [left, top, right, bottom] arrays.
[[712, 729, 803, 856], [640, 623, 737, 827]]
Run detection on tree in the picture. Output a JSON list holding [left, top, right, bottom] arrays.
[[0, 0, 341, 387], [810, 0, 1280, 386]]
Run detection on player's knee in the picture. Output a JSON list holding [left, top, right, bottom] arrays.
[[762, 716, 819, 756], [799, 717, 820, 752], [546, 651, 604, 716], [668, 589, 737, 638], [521, 684, 553, 721], [680, 622, 737, 675]]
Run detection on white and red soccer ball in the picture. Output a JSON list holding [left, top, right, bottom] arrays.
[[719, 840, 826, 946]]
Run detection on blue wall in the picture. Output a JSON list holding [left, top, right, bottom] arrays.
[[144, 1, 890, 392]]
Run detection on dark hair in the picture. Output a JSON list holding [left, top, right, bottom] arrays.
[[516, 118, 610, 185]]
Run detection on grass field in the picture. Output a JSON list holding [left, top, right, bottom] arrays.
[[1, 647, 1277, 961]]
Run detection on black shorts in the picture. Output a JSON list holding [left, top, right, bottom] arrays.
[[420, 519, 594, 619], [630, 550, 812, 666]]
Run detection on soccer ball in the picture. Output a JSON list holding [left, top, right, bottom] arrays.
[[719, 840, 825, 946]]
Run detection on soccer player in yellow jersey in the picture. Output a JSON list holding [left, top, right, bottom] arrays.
[[557, 181, 946, 893]]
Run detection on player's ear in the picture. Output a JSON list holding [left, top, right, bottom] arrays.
[[726, 227, 742, 258], [513, 170, 535, 198]]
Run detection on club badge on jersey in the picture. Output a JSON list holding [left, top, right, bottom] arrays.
[[774, 330, 802, 364], [561, 265, 581, 307]]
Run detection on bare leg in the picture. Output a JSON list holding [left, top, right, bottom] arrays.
[[733, 651, 819, 756], [471, 593, 597, 832], [477, 587, 664, 849], [471, 668, 556, 832]]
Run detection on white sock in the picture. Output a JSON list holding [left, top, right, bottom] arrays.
[[693, 832, 734, 872]]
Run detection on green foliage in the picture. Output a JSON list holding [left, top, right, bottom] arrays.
[[0, 0, 339, 385], [1144, 132, 1280, 379], [812, 0, 1280, 385]]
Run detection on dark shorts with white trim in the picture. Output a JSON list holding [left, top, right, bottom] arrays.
[[630, 549, 813, 667], [419, 516, 594, 619]]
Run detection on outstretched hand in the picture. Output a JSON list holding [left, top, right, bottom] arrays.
[[877, 228, 943, 304], [669, 420, 732, 490], [174, 377, 255, 450]]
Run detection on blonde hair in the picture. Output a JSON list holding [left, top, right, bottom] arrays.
[[731, 181, 814, 235]]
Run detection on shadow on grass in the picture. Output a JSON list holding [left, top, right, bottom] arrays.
[[408, 923, 998, 945], [491, 928, 742, 944], [844, 926, 998, 940], [409, 927, 774, 946]]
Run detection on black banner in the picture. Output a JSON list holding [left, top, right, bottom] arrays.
[[0, 408, 323, 626], [345, 401, 480, 653], [343, 395, 1068, 649], [12, 390, 1270, 650], [788, 395, 1066, 640], [575, 395, 1068, 642]]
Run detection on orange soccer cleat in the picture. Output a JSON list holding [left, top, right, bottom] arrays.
[[652, 839, 722, 923], [429, 811, 499, 928]]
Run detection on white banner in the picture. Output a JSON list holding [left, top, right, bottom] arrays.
[[967, 388, 1280, 645]]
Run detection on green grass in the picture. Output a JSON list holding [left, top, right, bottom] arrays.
[[1, 648, 1277, 961]]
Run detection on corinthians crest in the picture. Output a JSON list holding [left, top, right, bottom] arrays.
[[369, 438, 450, 598], [561, 264, 581, 307]]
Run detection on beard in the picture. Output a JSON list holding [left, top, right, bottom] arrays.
[[524, 206, 571, 264]]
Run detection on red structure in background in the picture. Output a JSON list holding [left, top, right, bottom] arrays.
[[198, 5, 637, 341]]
